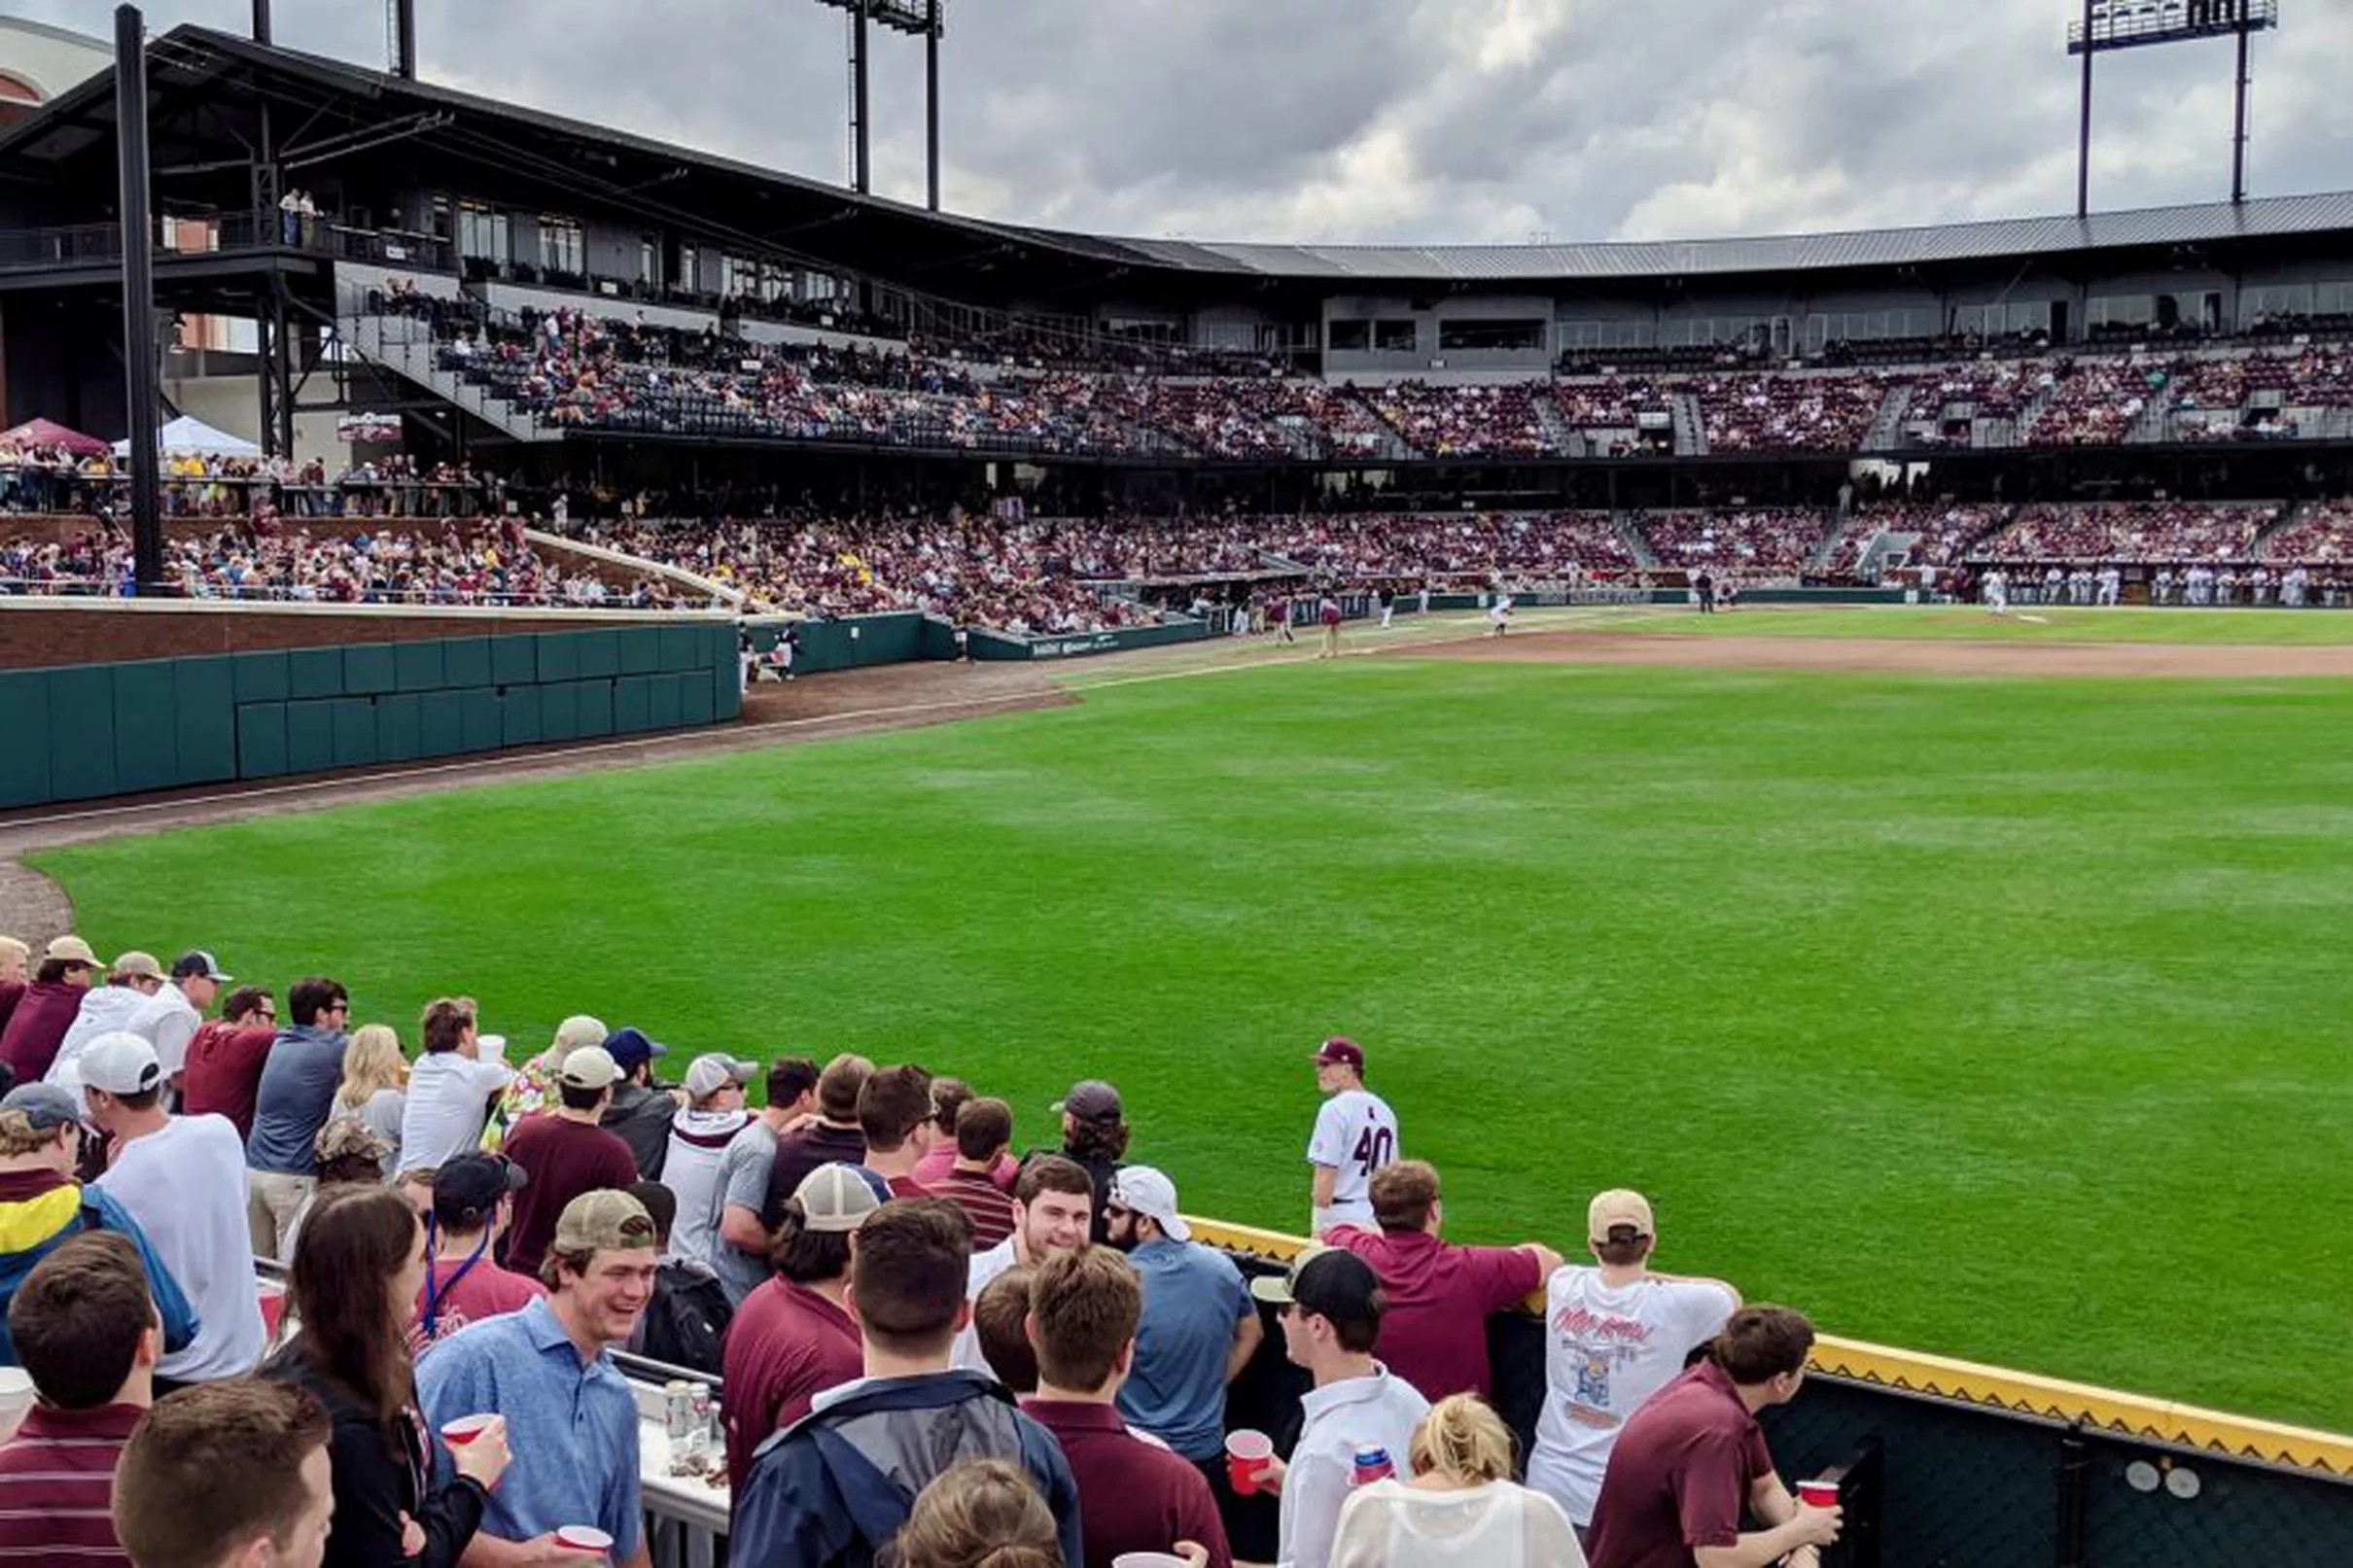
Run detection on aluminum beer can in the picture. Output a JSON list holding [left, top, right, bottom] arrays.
[[663, 1379, 695, 1444]]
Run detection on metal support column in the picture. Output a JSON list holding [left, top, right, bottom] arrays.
[[115, 4, 163, 591], [393, 0, 417, 78], [2231, 13, 2253, 203], [925, 0, 941, 211], [263, 275, 295, 458], [251, 0, 270, 44], [2076, 0, 2095, 220], [850, 1, 871, 193]]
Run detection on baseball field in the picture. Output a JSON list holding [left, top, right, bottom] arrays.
[[24, 605, 2353, 1431]]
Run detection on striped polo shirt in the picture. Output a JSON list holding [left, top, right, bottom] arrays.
[[0, 1401, 144, 1565]]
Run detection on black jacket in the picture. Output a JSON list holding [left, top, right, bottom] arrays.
[[603, 1082, 677, 1178], [266, 1342, 488, 1568]]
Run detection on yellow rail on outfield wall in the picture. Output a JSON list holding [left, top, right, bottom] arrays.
[[1183, 1215, 2353, 1480]]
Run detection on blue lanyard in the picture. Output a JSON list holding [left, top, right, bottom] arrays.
[[420, 1217, 491, 1341]]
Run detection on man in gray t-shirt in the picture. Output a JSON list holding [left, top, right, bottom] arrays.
[[711, 1059, 817, 1304], [243, 976, 351, 1261]]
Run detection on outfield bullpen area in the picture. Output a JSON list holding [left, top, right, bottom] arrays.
[[14, 603, 2353, 1438]]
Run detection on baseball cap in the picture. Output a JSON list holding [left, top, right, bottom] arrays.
[[1248, 1246, 1383, 1325], [0, 1082, 82, 1132], [42, 937, 98, 968], [1050, 1079, 1122, 1124], [112, 952, 163, 982], [314, 1117, 394, 1166], [434, 1153, 528, 1228], [792, 1163, 886, 1234], [558, 1045, 620, 1091], [1589, 1189, 1655, 1240], [604, 1027, 667, 1072], [552, 1015, 609, 1055], [170, 950, 233, 984], [1312, 1036, 1365, 1070], [79, 1032, 163, 1097], [550, 1189, 657, 1256], [684, 1054, 756, 1098], [1108, 1166, 1191, 1243]]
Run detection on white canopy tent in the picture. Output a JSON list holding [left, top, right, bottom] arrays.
[[112, 415, 263, 459]]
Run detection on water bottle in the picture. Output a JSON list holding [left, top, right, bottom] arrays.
[[1351, 1446, 1395, 1487]]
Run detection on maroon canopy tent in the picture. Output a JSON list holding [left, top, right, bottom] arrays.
[[0, 418, 111, 457]]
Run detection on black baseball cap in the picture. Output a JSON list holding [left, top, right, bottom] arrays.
[[433, 1154, 527, 1229], [170, 950, 233, 983], [1248, 1246, 1384, 1327]]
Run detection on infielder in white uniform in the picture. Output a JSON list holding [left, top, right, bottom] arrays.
[[1984, 568, 2008, 615], [1305, 1035, 1397, 1234]]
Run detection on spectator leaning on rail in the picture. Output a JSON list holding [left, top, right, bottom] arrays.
[[124, 951, 232, 1101], [47, 951, 165, 1094], [731, 1198, 1084, 1568], [720, 1162, 875, 1492], [662, 1054, 756, 1266], [398, 996, 514, 1174], [486, 1013, 606, 1149], [1305, 1037, 1398, 1235], [0, 1233, 161, 1568], [111, 1377, 335, 1568], [954, 1154, 1097, 1373], [860, 1063, 941, 1201], [1331, 1392, 1586, 1568], [0, 936, 26, 1037], [710, 1056, 819, 1306], [599, 1027, 678, 1178], [1247, 1246, 1431, 1568], [0, 1081, 196, 1368], [1585, 1306, 1840, 1568], [180, 986, 276, 1140], [1048, 1078, 1127, 1242], [1022, 1244, 1235, 1568], [1102, 1166, 1263, 1481], [497, 1045, 641, 1279], [245, 976, 353, 1262], [82, 1033, 266, 1390], [1526, 1189, 1739, 1539], [0, 936, 101, 1085], [1321, 1160, 1561, 1403], [418, 1189, 658, 1568], [764, 1052, 875, 1226]]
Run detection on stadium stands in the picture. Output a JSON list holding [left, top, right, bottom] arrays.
[[1975, 502, 2278, 563], [1636, 510, 1831, 577]]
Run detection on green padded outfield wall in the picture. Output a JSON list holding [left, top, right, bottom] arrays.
[[0, 619, 743, 810]]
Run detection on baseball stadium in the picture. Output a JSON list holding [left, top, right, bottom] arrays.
[[0, 2, 2349, 1565]]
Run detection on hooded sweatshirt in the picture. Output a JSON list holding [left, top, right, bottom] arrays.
[[664, 1107, 752, 1265]]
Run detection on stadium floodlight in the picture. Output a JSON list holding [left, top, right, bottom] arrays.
[[811, 0, 949, 209], [2065, 0, 2279, 216]]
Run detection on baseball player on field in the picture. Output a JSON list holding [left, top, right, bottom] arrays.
[[1305, 1036, 1398, 1234], [1983, 567, 2008, 616]]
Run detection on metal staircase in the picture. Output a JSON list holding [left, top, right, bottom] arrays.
[[341, 309, 560, 444], [1670, 393, 1707, 456], [1862, 384, 1913, 451]]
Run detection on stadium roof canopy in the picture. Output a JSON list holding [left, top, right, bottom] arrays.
[[4, 23, 2351, 300]]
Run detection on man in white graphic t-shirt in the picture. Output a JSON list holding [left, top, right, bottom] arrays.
[[1525, 1188, 1741, 1537], [1304, 1036, 1397, 1235]]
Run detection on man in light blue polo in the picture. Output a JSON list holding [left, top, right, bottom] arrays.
[[419, 1188, 657, 1568], [1105, 1167, 1264, 1488]]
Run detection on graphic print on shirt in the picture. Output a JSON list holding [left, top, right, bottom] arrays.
[[1552, 1304, 1655, 1429]]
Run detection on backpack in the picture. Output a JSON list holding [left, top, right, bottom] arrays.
[[636, 1262, 733, 1376]]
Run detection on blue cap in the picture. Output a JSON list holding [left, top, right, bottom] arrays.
[[1, 1083, 81, 1132], [605, 1027, 667, 1071]]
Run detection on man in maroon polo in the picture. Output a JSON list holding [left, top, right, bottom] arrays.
[[1322, 1158, 1559, 1401], [720, 1163, 876, 1491], [1587, 1305, 1842, 1568], [1021, 1245, 1231, 1568], [0, 1232, 160, 1567], [179, 987, 277, 1141]]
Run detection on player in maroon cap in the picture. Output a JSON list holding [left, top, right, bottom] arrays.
[[1305, 1036, 1397, 1235]]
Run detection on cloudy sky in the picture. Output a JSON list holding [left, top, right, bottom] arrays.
[[17, 0, 2353, 245]]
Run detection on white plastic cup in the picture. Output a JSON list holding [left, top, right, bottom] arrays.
[[1112, 1555, 1189, 1568], [554, 1525, 613, 1555], [0, 1369, 32, 1441], [477, 1033, 508, 1063]]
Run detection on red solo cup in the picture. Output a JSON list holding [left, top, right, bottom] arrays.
[[440, 1414, 498, 1446], [554, 1525, 613, 1554], [257, 1282, 287, 1339], [1225, 1429, 1273, 1496], [1797, 1478, 1840, 1510]]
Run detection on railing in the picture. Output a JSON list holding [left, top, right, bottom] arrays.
[[0, 210, 457, 277]]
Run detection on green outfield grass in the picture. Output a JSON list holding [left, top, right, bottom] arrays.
[[1609, 605, 2353, 644], [34, 659, 2353, 1430]]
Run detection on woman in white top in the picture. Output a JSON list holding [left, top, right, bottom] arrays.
[[330, 1024, 407, 1178], [1331, 1394, 1586, 1568]]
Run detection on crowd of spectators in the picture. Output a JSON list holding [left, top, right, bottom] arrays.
[[2022, 358, 2167, 446], [2250, 501, 2353, 564], [0, 515, 655, 606], [0, 440, 496, 521], [1830, 504, 2009, 574], [1975, 502, 2279, 564], [0, 932, 1844, 1568], [1636, 510, 1830, 578], [1687, 373, 1892, 453]]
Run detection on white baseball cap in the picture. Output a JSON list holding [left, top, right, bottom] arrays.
[[1108, 1166, 1190, 1243], [80, 1032, 163, 1098]]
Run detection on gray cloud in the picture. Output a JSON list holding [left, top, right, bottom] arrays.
[[15, 0, 2351, 247]]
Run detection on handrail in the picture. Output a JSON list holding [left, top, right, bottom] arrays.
[[1179, 1215, 2353, 1478]]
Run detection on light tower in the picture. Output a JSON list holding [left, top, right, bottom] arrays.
[[810, 0, 948, 210], [2067, 0, 2279, 218]]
